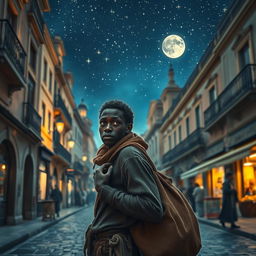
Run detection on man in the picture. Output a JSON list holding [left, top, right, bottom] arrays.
[[50, 184, 62, 218], [192, 183, 205, 217], [219, 172, 240, 228], [84, 100, 163, 256]]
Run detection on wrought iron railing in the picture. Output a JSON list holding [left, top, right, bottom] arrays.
[[53, 131, 71, 164], [204, 64, 256, 128], [23, 103, 41, 136], [0, 19, 26, 79], [54, 94, 72, 126], [162, 128, 205, 165]]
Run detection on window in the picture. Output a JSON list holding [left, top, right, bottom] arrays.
[[43, 59, 47, 83], [42, 103, 46, 126], [168, 135, 172, 149], [48, 112, 51, 133], [195, 106, 200, 129], [239, 43, 250, 69], [178, 125, 182, 142], [29, 43, 37, 72], [49, 71, 53, 93], [28, 74, 35, 106], [209, 86, 216, 105], [186, 117, 190, 136], [174, 131, 177, 147]]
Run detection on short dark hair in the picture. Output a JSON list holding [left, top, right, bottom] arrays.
[[99, 100, 134, 125]]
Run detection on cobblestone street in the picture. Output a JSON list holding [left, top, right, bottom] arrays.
[[2, 205, 256, 256]]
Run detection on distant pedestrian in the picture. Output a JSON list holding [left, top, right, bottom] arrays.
[[219, 172, 240, 228], [186, 180, 196, 212], [193, 183, 205, 217], [51, 184, 62, 217]]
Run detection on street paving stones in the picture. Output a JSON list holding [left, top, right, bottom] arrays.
[[2, 205, 256, 256]]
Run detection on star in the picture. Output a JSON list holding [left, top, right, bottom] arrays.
[[96, 50, 101, 54], [86, 58, 91, 64], [104, 57, 110, 62]]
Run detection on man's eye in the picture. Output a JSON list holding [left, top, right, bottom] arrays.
[[100, 122, 105, 127], [113, 121, 119, 126]]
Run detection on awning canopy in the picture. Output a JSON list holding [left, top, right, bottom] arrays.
[[180, 140, 256, 180]]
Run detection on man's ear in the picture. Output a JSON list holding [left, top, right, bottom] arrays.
[[127, 123, 132, 132]]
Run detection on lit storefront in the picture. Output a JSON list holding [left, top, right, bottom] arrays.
[[181, 142, 256, 218]]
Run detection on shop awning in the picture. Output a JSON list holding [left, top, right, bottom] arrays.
[[180, 140, 256, 180]]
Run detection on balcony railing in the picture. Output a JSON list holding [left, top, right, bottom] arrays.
[[53, 131, 71, 164], [29, 0, 44, 36], [0, 19, 26, 85], [204, 64, 256, 129], [162, 128, 205, 165], [54, 94, 72, 126], [23, 103, 41, 136]]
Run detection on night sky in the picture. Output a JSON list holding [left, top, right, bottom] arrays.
[[44, 0, 233, 147]]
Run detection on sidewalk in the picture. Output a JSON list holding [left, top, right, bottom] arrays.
[[0, 206, 85, 254], [198, 216, 256, 241]]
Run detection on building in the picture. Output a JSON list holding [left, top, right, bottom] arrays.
[[145, 0, 256, 214], [0, 0, 96, 225]]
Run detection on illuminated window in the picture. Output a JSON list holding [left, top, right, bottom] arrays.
[[212, 167, 224, 198], [38, 171, 47, 201]]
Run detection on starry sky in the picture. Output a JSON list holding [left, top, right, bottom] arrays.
[[44, 0, 233, 147]]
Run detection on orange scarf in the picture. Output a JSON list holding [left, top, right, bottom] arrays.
[[93, 133, 148, 166]]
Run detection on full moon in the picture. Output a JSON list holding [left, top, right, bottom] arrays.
[[162, 35, 186, 58]]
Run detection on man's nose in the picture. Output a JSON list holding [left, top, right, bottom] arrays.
[[104, 123, 112, 131]]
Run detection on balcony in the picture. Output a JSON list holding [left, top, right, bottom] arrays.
[[0, 20, 26, 95], [162, 128, 205, 166], [53, 131, 71, 164], [54, 94, 72, 128], [28, 0, 44, 41], [23, 103, 41, 137], [204, 64, 256, 130]]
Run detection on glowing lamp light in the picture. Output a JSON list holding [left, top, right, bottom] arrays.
[[243, 162, 253, 166], [68, 138, 75, 149], [82, 155, 87, 162], [55, 116, 64, 133], [249, 153, 256, 158], [78, 99, 88, 118], [0, 156, 7, 172]]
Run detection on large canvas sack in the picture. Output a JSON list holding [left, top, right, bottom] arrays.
[[130, 152, 202, 256]]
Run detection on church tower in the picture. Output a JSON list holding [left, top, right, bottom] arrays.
[[160, 64, 181, 116]]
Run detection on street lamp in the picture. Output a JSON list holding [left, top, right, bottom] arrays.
[[82, 155, 87, 162], [78, 99, 88, 118], [67, 137, 75, 149], [55, 116, 64, 133], [0, 155, 7, 172]]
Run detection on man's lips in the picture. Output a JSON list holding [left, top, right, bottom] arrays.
[[102, 135, 113, 139]]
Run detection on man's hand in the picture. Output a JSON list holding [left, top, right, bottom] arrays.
[[93, 163, 113, 192]]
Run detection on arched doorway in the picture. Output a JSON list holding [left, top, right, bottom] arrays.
[[22, 155, 34, 220], [0, 140, 17, 225]]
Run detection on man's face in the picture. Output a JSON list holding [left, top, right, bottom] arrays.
[[99, 108, 131, 147]]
